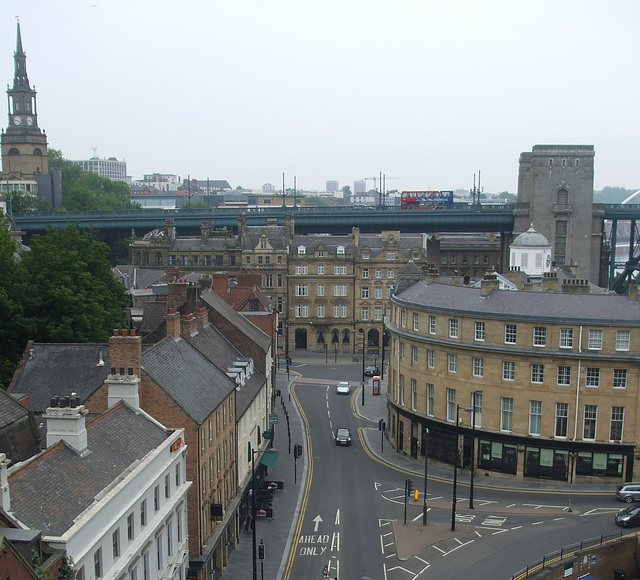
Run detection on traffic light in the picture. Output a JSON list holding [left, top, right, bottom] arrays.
[[258, 540, 265, 560], [406, 479, 413, 497], [294, 443, 302, 459], [413, 489, 419, 501]]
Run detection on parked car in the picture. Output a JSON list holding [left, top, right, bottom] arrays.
[[336, 381, 351, 395], [364, 365, 379, 377], [616, 482, 640, 502], [615, 505, 640, 527], [335, 428, 352, 446]]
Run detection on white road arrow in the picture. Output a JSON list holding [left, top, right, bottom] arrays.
[[313, 515, 323, 531]]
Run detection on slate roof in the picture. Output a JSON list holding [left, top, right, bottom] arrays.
[[8, 344, 110, 412], [8, 403, 170, 537], [0, 389, 40, 464], [290, 234, 355, 255], [240, 225, 290, 251], [140, 301, 167, 334], [200, 289, 271, 351], [142, 336, 236, 424], [112, 265, 166, 291], [183, 324, 266, 416], [394, 282, 640, 326]]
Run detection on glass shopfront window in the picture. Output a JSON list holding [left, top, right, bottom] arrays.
[[524, 447, 568, 480], [576, 451, 623, 477], [478, 440, 517, 475]]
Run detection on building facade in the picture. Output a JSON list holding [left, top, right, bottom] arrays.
[[70, 156, 127, 181], [386, 273, 640, 484], [2, 384, 190, 580], [514, 144, 602, 283]]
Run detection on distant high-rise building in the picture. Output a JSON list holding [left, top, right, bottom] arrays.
[[71, 155, 127, 181], [262, 183, 275, 192], [354, 180, 366, 193], [326, 180, 339, 192]]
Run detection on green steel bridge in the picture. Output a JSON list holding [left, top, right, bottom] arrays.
[[11, 203, 640, 290]]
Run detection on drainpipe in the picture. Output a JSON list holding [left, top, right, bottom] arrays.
[[573, 326, 583, 442]]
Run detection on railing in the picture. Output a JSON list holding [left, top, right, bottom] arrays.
[[508, 530, 638, 579]]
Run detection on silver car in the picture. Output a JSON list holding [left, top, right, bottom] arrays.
[[616, 482, 640, 502], [336, 381, 351, 395]]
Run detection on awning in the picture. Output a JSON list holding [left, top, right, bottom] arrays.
[[259, 448, 280, 468]]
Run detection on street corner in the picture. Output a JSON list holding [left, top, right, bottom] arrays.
[[391, 519, 476, 561]]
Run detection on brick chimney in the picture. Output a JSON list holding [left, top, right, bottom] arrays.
[[45, 394, 88, 452], [541, 272, 559, 292], [109, 329, 142, 377], [182, 313, 198, 335], [195, 306, 209, 329], [0, 453, 10, 511], [166, 309, 181, 337], [561, 279, 590, 294], [480, 273, 500, 296], [352, 227, 359, 248]]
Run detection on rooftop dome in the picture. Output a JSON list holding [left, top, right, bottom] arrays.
[[511, 224, 550, 247]]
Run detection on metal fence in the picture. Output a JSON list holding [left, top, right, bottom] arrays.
[[509, 530, 638, 579]]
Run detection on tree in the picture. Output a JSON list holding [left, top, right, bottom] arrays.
[[48, 147, 137, 211], [0, 223, 33, 388], [18, 225, 130, 344], [341, 185, 352, 202]]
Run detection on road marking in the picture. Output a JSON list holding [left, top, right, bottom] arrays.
[[313, 515, 323, 531], [532, 521, 544, 525], [334, 509, 340, 525], [482, 516, 506, 527], [331, 531, 340, 552]]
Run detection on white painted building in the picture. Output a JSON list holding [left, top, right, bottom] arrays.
[[509, 223, 552, 277], [1, 375, 191, 580]]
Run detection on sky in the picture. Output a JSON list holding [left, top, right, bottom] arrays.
[[2, 1, 639, 194]]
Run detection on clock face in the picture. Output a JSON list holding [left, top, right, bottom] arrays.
[[26, 116, 33, 126], [13, 116, 21, 126]]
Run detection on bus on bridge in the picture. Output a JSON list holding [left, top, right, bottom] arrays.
[[400, 190, 454, 210]]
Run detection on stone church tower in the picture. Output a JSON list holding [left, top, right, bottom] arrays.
[[1, 22, 61, 208], [1, 21, 48, 178], [514, 145, 603, 284]]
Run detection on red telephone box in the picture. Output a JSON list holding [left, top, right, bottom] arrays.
[[372, 375, 380, 395]]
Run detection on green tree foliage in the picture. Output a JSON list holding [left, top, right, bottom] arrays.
[[0, 226, 33, 388], [48, 147, 136, 211], [595, 187, 638, 204], [17, 225, 130, 345]]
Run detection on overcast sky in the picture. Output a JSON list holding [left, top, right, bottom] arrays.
[[3, 1, 638, 193]]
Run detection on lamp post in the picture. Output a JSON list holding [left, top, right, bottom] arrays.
[[468, 389, 483, 509], [422, 427, 429, 525], [359, 328, 365, 406], [451, 405, 461, 531], [250, 445, 258, 580]]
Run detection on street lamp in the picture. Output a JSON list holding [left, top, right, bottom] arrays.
[[468, 389, 483, 509], [451, 405, 462, 531], [250, 444, 258, 580], [359, 328, 365, 406], [422, 427, 429, 525]]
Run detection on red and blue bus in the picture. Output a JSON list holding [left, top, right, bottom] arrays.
[[400, 190, 454, 210]]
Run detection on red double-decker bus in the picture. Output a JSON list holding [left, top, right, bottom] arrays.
[[400, 190, 454, 210]]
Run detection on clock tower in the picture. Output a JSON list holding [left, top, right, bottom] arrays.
[[1, 21, 48, 178]]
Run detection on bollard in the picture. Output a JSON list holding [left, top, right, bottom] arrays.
[[568, 499, 572, 513]]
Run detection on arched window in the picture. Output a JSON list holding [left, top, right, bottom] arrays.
[[342, 329, 350, 344], [33, 148, 43, 156], [556, 188, 569, 205], [8, 148, 19, 156], [331, 329, 339, 344]]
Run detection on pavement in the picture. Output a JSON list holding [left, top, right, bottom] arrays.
[[221, 352, 615, 579]]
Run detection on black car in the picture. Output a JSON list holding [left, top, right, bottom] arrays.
[[335, 428, 351, 446], [364, 365, 379, 377], [615, 505, 640, 527]]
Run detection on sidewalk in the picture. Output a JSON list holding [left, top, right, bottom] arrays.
[[222, 352, 615, 578]]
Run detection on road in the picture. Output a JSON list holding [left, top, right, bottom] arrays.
[[284, 361, 623, 580]]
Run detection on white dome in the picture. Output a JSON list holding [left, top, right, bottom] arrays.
[[512, 224, 550, 248]]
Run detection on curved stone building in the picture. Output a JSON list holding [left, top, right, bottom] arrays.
[[386, 272, 640, 484]]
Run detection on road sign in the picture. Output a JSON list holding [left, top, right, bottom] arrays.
[[269, 414, 278, 425]]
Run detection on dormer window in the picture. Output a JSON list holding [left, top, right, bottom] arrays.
[[337, 246, 345, 256], [297, 245, 306, 255]]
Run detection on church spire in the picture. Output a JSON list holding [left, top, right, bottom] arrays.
[[13, 20, 30, 91]]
